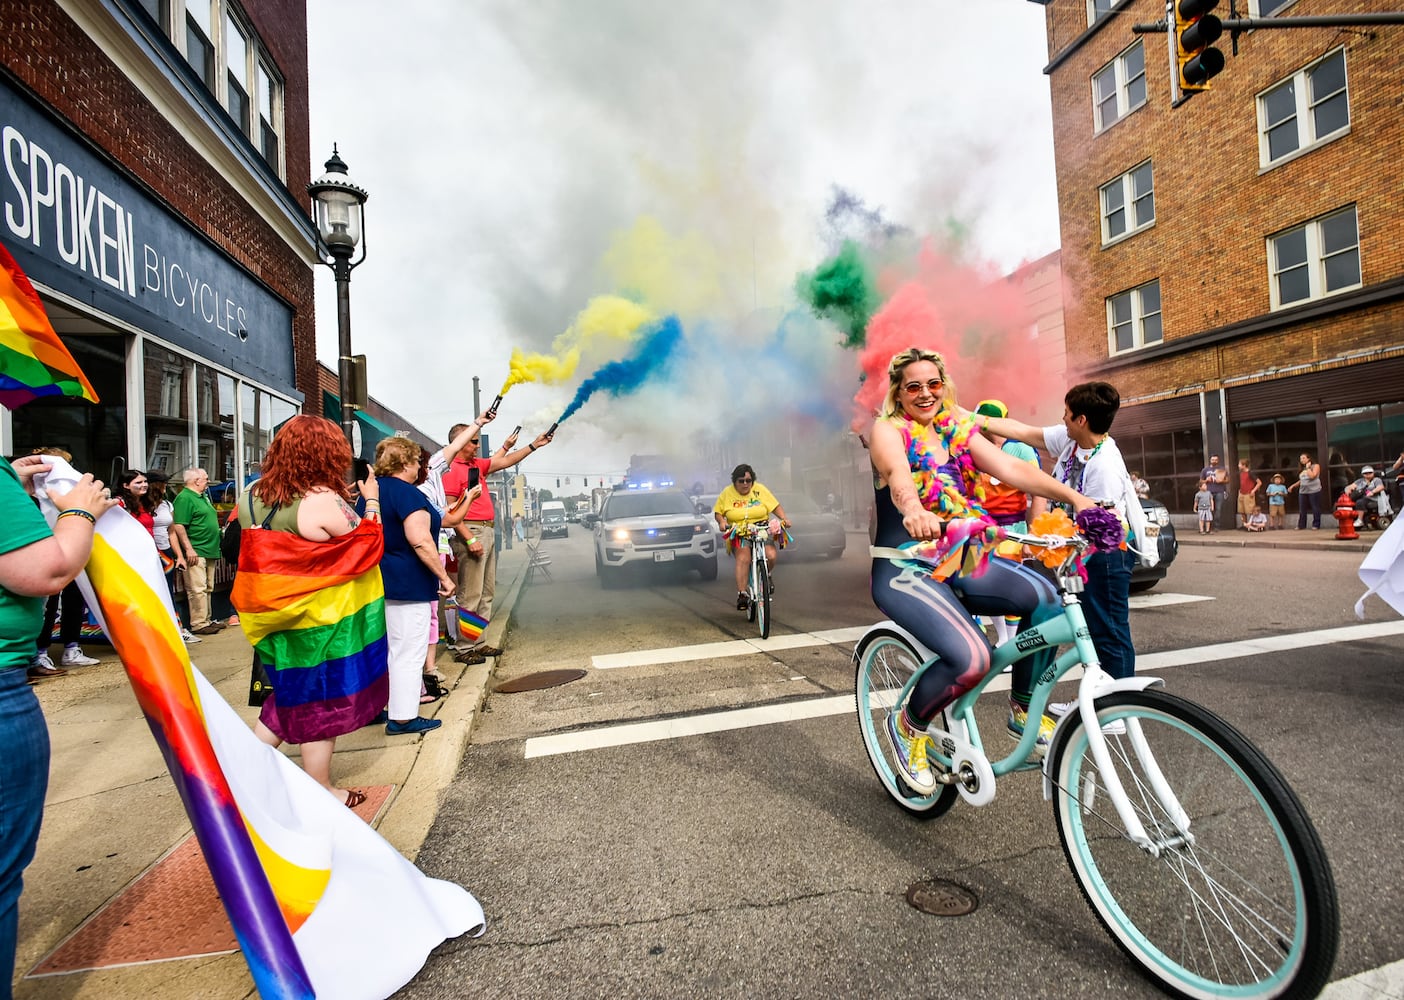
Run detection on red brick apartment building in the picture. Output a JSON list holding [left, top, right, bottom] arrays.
[[1, 0, 317, 485], [1033, 0, 1404, 508]]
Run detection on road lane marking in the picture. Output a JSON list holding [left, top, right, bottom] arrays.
[[1129, 592, 1214, 608], [591, 626, 870, 670], [525, 619, 1404, 759], [591, 599, 1209, 671]]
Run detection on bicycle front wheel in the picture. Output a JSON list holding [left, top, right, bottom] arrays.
[[1049, 691, 1337, 1000], [754, 559, 771, 639], [746, 555, 758, 623], [853, 633, 958, 820]]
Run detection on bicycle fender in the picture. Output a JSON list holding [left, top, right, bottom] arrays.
[[1041, 675, 1164, 799]]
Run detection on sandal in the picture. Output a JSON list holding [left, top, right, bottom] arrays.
[[420, 691, 445, 705], [342, 788, 367, 809]]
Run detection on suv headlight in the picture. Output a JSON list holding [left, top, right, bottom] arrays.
[[610, 527, 631, 542], [1150, 503, 1170, 526]]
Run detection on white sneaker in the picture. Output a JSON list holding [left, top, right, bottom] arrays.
[[31, 651, 56, 670], [180, 628, 203, 644], [1048, 701, 1073, 717], [61, 646, 100, 666]]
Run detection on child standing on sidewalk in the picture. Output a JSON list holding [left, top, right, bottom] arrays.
[[1266, 473, 1288, 530], [1194, 479, 1215, 534]]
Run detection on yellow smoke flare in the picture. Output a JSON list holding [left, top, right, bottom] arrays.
[[499, 294, 655, 393]]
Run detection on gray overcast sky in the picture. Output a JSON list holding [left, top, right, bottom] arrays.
[[306, 1, 1061, 489]]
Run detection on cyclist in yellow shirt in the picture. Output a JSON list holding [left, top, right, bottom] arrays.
[[712, 464, 790, 611]]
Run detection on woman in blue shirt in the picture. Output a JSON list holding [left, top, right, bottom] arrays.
[[370, 437, 472, 735]]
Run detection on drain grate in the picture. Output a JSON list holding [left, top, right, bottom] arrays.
[[905, 878, 979, 916], [494, 669, 587, 693]]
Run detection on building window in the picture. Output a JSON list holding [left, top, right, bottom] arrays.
[[1101, 160, 1154, 244], [1107, 279, 1162, 354], [184, 0, 216, 90], [1268, 206, 1360, 309], [1258, 48, 1348, 166], [159, 368, 184, 418], [166, 0, 284, 177], [1088, 0, 1117, 24], [1092, 41, 1146, 132]]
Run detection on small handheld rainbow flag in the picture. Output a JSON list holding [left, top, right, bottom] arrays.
[[0, 241, 98, 410]]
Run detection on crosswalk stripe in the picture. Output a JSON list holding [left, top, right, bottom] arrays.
[[591, 626, 870, 670], [526, 619, 1404, 759]]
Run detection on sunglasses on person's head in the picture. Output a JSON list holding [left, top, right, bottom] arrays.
[[902, 379, 944, 395]]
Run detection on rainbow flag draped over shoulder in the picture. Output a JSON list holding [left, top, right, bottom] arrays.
[[38, 459, 483, 999], [232, 515, 389, 741], [0, 242, 98, 409]]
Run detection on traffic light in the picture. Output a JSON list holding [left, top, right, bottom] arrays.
[[1175, 0, 1225, 92], [556, 478, 561, 488]]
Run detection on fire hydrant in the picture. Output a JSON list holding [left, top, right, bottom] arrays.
[[1334, 493, 1359, 540]]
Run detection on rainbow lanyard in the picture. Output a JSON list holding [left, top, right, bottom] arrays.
[[1060, 438, 1104, 493]]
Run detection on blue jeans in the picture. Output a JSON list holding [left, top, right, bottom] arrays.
[[1082, 548, 1136, 681], [0, 668, 50, 989], [1297, 491, 1323, 529]]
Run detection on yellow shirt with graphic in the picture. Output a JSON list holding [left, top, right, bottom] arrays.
[[713, 483, 780, 525]]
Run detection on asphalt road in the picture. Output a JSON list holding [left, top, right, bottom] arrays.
[[403, 530, 1404, 999]]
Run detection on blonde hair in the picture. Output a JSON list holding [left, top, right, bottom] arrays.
[[373, 435, 421, 477], [883, 347, 958, 418]]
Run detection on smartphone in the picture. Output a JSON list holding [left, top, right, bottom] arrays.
[[468, 466, 481, 490], [352, 458, 371, 483], [512, 425, 522, 438]]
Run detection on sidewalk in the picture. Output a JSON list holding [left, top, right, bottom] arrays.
[[14, 538, 532, 1000], [1175, 523, 1385, 554]]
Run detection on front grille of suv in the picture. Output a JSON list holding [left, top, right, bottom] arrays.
[[627, 526, 697, 546]]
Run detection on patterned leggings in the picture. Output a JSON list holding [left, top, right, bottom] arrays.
[[871, 555, 1061, 724]]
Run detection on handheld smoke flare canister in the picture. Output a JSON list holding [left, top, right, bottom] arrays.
[[545, 421, 558, 437], [485, 393, 504, 418]]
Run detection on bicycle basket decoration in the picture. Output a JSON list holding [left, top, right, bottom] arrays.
[[1027, 509, 1078, 569]]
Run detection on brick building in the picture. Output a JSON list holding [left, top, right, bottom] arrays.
[[1034, 0, 1404, 511], [1, 0, 316, 486]]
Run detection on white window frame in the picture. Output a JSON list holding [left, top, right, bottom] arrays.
[[1257, 48, 1349, 169], [1106, 279, 1162, 355], [1250, 0, 1295, 14], [1092, 41, 1147, 133], [1087, 0, 1117, 25], [1100, 159, 1155, 245], [167, 0, 285, 178], [1267, 206, 1361, 310]]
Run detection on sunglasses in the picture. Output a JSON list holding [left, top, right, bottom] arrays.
[[902, 379, 944, 395], [734, 477, 754, 484]]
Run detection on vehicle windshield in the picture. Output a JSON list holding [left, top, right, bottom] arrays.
[[605, 492, 695, 518]]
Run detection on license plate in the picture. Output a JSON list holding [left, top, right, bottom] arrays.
[[654, 550, 676, 562]]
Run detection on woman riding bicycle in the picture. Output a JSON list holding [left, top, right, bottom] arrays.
[[712, 464, 790, 612], [869, 347, 1095, 794]]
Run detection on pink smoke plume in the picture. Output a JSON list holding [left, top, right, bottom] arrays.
[[852, 243, 1052, 434]]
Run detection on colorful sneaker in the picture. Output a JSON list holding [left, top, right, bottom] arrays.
[[736, 592, 749, 611], [225, 614, 240, 626], [61, 645, 100, 667], [885, 710, 937, 795], [1007, 704, 1055, 756]]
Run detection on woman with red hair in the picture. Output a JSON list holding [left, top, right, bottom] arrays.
[[232, 415, 389, 808]]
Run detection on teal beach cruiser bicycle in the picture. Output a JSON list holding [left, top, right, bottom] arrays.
[[733, 520, 776, 639], [855, 528, 1338, 1000]]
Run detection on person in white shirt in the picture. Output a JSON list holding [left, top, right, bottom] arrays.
[[979, 381, 1155, 689]]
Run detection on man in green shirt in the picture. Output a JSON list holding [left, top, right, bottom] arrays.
[[170, 468, 223, 635]]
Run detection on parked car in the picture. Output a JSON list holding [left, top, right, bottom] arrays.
[[595, 487, 718, 587], [1131, 496, 1178, 592], [776, 493, 846, 559]]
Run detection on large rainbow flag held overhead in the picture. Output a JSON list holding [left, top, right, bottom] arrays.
[[37, 458, 484, 999], [0, 242, 98, 409]]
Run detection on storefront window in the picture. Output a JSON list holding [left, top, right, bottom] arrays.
[[1118, 428, 1203, 511], [144, 341, 191, 477], [10, 334, 127, 478]]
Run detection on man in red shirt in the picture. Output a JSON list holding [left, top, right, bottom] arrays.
[[442, 414, 555, 663]]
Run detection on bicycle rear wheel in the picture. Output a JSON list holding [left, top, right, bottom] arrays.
[[853, 632, 958, 820], [1049, 691, 1337, 1000], [754, 559, 771, 639]]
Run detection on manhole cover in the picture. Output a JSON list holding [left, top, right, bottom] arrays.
[[494, 669, 587, 693], [905, 879, 979, 916]]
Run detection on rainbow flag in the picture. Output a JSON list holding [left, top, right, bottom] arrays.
[[40, 459, 484, 999], [0, 241, 98, 409], [232, 517, 389, 741], [456, 606, 488, 643]]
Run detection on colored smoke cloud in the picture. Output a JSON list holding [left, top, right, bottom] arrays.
[[501, 295, 656, 393], [558, 315, 686, 423]]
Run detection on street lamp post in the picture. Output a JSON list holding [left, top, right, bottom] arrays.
[[307, 145, 369, 448]]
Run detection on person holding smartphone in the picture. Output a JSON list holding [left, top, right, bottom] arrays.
[[441, 411, 555, 664]]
